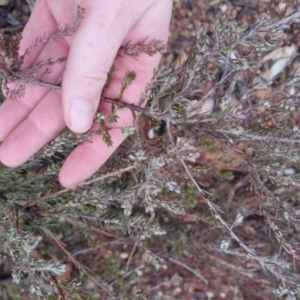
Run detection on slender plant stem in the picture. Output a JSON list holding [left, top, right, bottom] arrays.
[[177, 157, 289, 283], [24, 164, 137, 208], [261, 9, 300, 30], [125, 239, 140, 273], [52, 236, 116, 299], [11, 76, 151, 114], [66, 217, 124, 239], [158, 254, 208, 285], [215, 129, 300, 143]]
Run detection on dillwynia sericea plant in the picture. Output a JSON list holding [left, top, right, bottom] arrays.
[[1, 4, 300, 300]]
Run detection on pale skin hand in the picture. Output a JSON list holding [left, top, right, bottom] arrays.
[[0, 0, 172, 188]]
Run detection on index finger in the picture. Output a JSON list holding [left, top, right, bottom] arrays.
[[59, 0, 172, 188]]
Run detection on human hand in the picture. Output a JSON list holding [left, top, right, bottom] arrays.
[[0, 0, 172, 188]]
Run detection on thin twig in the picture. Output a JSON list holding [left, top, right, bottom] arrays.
[[215, 129, 300, 144], [72, 240, 130, 257], [204, 250, 271, 285], [261, 9, 300, 31], [101, 96, 148, 114], [177, 158, 290, 283], [24, 189, 67, 209], [52, 236, 116, 299], [108, 263, 146, 289], [158, 254, 208, 285], [79, 164, 137, 186], [66, 217, 124, 239], [125, 239, 140, 273], [3, 75, 161, 118], [48, 274, 66, 300], [122, 264, 145, 279], [24, 164, 137, 208], [61, 213, 149, 231]]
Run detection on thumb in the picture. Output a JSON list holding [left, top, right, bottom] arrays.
[[62, 5, 137, 133]]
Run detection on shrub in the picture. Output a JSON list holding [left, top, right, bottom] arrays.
[[1, 2, 300, 300]]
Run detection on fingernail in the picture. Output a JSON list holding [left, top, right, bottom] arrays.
[[69, 99, 94, 132]]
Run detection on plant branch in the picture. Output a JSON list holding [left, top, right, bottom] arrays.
[[177, 157, 289, 283], [261, 9, 300, 31], [66, 217, 124, 240], [214, 129, 300, 144], [24, 164, 137, 208], [52, 236, 116, 299], [158, 254, 208, 285], [5, 76, 154, 116], [125, 239, 140, 274]]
